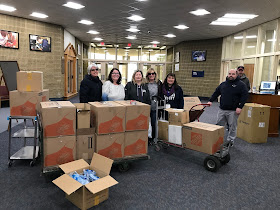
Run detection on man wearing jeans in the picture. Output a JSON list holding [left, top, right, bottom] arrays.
[[208, 69, 248, 146]]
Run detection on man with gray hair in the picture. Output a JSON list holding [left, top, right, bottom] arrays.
[[208, 69, 248, 146], [79, 63, 102, 103]]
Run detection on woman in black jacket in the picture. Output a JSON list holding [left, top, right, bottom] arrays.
[[124, 70, 151, 105], [79, 63, 103, 103]]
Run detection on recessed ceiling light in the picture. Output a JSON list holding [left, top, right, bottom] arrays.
[[190, 9, 210, 16], [210, 21, 240, 26], [127, 15, 145, 21], [0, 4, 16, 12], [224, 13, 258, 19], [30, 12, 48, 19], [78, 20, 94, 25], [174, 25, 189, 30], [126, 26, 140, 33], [211, 13, 258, 26], [87, 30, 99, 34], [63, 2, 85, 9], [94, 37, 103, 41], [164, 34, 176, 38], [126, 35, 137, 40], [217, 18, 249, 23], [151, 41, 160, 44]]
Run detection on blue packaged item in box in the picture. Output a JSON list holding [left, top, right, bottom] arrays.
[[69, 170, 99, 185]]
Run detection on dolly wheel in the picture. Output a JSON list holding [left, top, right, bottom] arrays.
[[8, 160, 13, 167], [118, 163, 130, 172], [220, 153, 230, 165], [204, 156, 221, 172], [30, 161, 35, 167], [154, 144, 161, 152]]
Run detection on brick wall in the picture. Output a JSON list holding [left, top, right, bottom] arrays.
[[169, 38, 223, 97], [0, 14, 64, 98]]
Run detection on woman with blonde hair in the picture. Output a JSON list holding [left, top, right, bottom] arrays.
[[146, 68, 162, 144], [124, 70, 151, 104]]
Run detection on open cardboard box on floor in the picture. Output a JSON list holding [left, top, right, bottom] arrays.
[[53, 153, 118, 210]]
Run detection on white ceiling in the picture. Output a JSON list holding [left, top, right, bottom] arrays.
[[1, 0, 280, 46]]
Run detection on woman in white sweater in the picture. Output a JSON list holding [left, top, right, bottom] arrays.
[[102, 68, 125, 101]]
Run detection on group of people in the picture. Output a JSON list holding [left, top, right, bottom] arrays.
[[79, 63, 184, 145], [80, 63, 250, 147]]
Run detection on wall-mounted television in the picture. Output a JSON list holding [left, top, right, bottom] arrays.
[[0, 29, 19, 49], [29, 34, 51, 52], [191, 50, 206, 62]]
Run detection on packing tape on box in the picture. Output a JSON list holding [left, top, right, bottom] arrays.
[[94, 196, 100, 205], [26, 85, 31, 91], [27, 72, 32, 80]]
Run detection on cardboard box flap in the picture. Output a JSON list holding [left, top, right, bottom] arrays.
[[52, 174, 83, 195], [74, 103, 91, 111], [40, 101, 60, 109], [89, 101, 123, 108], [184, 97, 203, 110], [86, 175, 118, 194], [57, 101, 75, 107], [245, 103, 271, 108], [165, 108, 185, 113], [59, 159, 89, 174], [115, 100, 149, 107], [90, 153, 113, 175]]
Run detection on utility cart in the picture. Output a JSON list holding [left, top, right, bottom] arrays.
[[153, 98, 231, 172], [113, 154, 150, 172], [8, 116, 39, 167]]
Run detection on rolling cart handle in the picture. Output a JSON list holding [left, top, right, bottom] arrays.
[[190, 103, 210, 111]]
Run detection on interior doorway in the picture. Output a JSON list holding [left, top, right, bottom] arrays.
[[244, 64, 254, 89]]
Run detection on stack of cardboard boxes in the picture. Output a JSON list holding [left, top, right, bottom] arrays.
[[10, 71, 49, 116]]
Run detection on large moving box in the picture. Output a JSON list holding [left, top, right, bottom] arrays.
[[184, 97, 203, 111], [158, 120, 169, 141], [166, 108, 189, 126], [124, 131, 148, 156], [168, 125, 182, 145], [76, 128, 95, 160], [40, 101, 76, 137], [237, 103, 270, 143], [115, 100, 150, 131], [182, 122, 224, 155], [10, 89, 49, 116], [43, 135, 76, 167], [53, 153, 118, 209], [17, 71, 43, 92], [96, 133, 125, 159], [74, 103, 91, 129], [89, 101, 125, 134]]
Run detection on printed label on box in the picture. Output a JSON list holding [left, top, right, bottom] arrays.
[[247, 110, 251, 118], [259, 122, 265, 127]]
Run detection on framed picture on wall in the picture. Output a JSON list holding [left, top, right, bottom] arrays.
[[191, 50, 206, 62], [29, 34, 51, 52], [0, 29, 19, 49]]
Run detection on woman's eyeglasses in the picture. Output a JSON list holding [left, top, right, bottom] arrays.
[[91, 68, 99, 71], [148, 72, 156, 75]]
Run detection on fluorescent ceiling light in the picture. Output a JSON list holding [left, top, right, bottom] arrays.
[[30, 12, 48, 19], [210, 21, 240, 26], [234, 35, 257, 39], [247, 46, 255, 48], [164, 34, 176, 38], [78, 20, 94, 25], [63, 2, 85, 9], [224, 13, 258, 19], [174, 25, 189, 30], [0, 4, 16, 12], [234, 36, 243, 39], [267, 39, 276, 42], [217, 17, 249, 23], [126, 26, 140, 33], [87, 30, 99, 34], [127, 15, 145, 21], [126, 35, 137, 39], [151, 41, 160, 44], [94, 37, 103, 41], [190, 9, 210, 16]]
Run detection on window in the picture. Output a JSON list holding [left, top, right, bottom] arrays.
[[244, 27, 258, 56]]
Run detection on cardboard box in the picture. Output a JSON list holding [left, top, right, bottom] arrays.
[[166, 108, 189, 126], [115, 101, 150, 131], [182, 122, 224, 155], [17, 71, 43, 92], [74, 103, 91, 129], [158, 120, 169, 141], [52, 153, 118, 210], [184, 97, 203, 111], [96, 133, 125, 159], [89, 101, 125, 134], [168, 125, 182, 145], [40, 101, 76, 137], [77, 128, 95, 161], [237, 103, 270, 143], [43, 135, 76, 167], [10, 89, 49, 116], [124, 131, 148, 156]]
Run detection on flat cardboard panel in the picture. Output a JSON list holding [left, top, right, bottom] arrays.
[[89, 101, 125, 134], [158, 120, 169, 141], [124, 131, 148, 156], [59, 159, 89, 174], [77, 133, 95, 160], [86, 176, 118, 194], [17, 71, 43, 92], [52, 174, 82, 195], [90, 153, 114, 176], [95, 133, 125, 159], [166, 108, 189, 126], [184, 97, 202, 111], [168, 125, 182, 145], [0, 61, 19, 91], [237, 103, 270, 143], [74, 103, 91, 129], [10, 90, 49, 116]]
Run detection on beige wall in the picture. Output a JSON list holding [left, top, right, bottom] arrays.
[[0, 14, 64, 98], [170, 38, 223, 97]]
